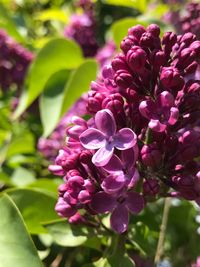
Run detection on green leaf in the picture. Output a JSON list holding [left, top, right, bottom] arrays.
[[39, 69, 70, 137], [84, 255, 135, 267], [0, 194, 43, 267], [28, 178, 62, 194], [0, 3, 25, 43], [11, 167, 36, 187], [103, 0, 147, 13], [44, 219, 94, 247], [36, 8, 69, 23], [60, 59, 98, 116], [6, 188, 59, 234], [6, 130, 35, 158], [111, 18, 148, 48], [13, 38, 83, 118]]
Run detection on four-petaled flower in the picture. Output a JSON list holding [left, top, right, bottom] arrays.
[[101, 148, 139, 194], [79, 109, 137, 166], [91, 191, 144, 233]]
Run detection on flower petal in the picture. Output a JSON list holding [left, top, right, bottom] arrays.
[[126, 191, 144, 214], [110, 204, 129, 233], [139, 100, 157, 119], [168, 107, 179, 125], [114, 128, 137, 150], [158, 91, 174, 108], [92, 144, 114, 166], [101, 172, 126, 194], [79, 128, 106, 149], [103, 154, 123, 172], [121, 147, 138, 169], [127, 168, 140, 188], [149, 119, 166, 132], [90, 192, 116, 213], [95, 109, 116, 137]]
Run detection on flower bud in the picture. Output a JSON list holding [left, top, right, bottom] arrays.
[[55, 198, 77, 217], [114, 69, 133, 88], [143, 178, 160, 196], [141, 144, 162, 167], [126, 46, 147, 73], [160, 67, 184, 91]]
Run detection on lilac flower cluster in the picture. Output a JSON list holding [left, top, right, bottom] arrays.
[[165, 2, 200, 40], [50, 24, 200, 233], [64, 0, 98, 57], [0, 29, 33, 90]]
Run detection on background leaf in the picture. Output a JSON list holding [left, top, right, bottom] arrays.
[[39, 69, 70, 137], [0, 194, 43, 267], [60, 59, 98, 117], [0, 3, 25, 43], [44, 220, 92, 247], [6, 188, 59, 234], [13, 38, 83, 118], [102, 0, 147, 13]]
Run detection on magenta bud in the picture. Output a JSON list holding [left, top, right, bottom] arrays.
[[141, 144, 162, 167], [120, 36, 138, 53], [143, 178, 160, 196], [126, 46, 147, 72], [114, 69, 133, 88], [147, 24, 160, 37], [84, 179, 96, 193], [128, 25, 146, 40], [78, 190, 91, 204], [55, 198, 77, 218], [48, 165, 65, 176], [111, 54, 128, 71], [69, 212, 86, 224], [160, 67, 184, 90]]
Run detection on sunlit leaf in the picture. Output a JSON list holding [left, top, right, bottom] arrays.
[[39, 69, 70, 137], [0, 3, 25, 43], [6, 188, 59, 234], [13, 38, 83, 118], [102, 0, 147, 13], [61, 59, 98, 116], [44, 219, 95, 247], [0, 194, 43, 267]]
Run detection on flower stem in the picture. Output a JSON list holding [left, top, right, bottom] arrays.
[[154, 197, 171, 264]]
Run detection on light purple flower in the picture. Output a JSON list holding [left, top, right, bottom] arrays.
[[102, 148, 139, 194], [139, 91, 179, 132], [91, 191, 144, 233], [79, 109, 137, 166]]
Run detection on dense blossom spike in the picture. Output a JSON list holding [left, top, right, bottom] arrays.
[[0, 29, 33, 90], [64, 0, 98, 57], [50, 24, 200, 233]]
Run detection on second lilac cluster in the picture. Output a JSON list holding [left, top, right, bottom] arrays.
[[50, 24, 200, 233], [165, 2, 200, 40], [64, 2, 98, 58], [0, 30, 33, 91]]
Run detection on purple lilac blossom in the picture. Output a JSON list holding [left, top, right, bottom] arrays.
[[165, 2, 200, 40], [0, 29, 33, 91], [64, 12, 98, 57], [50, 24, 200, 233]]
